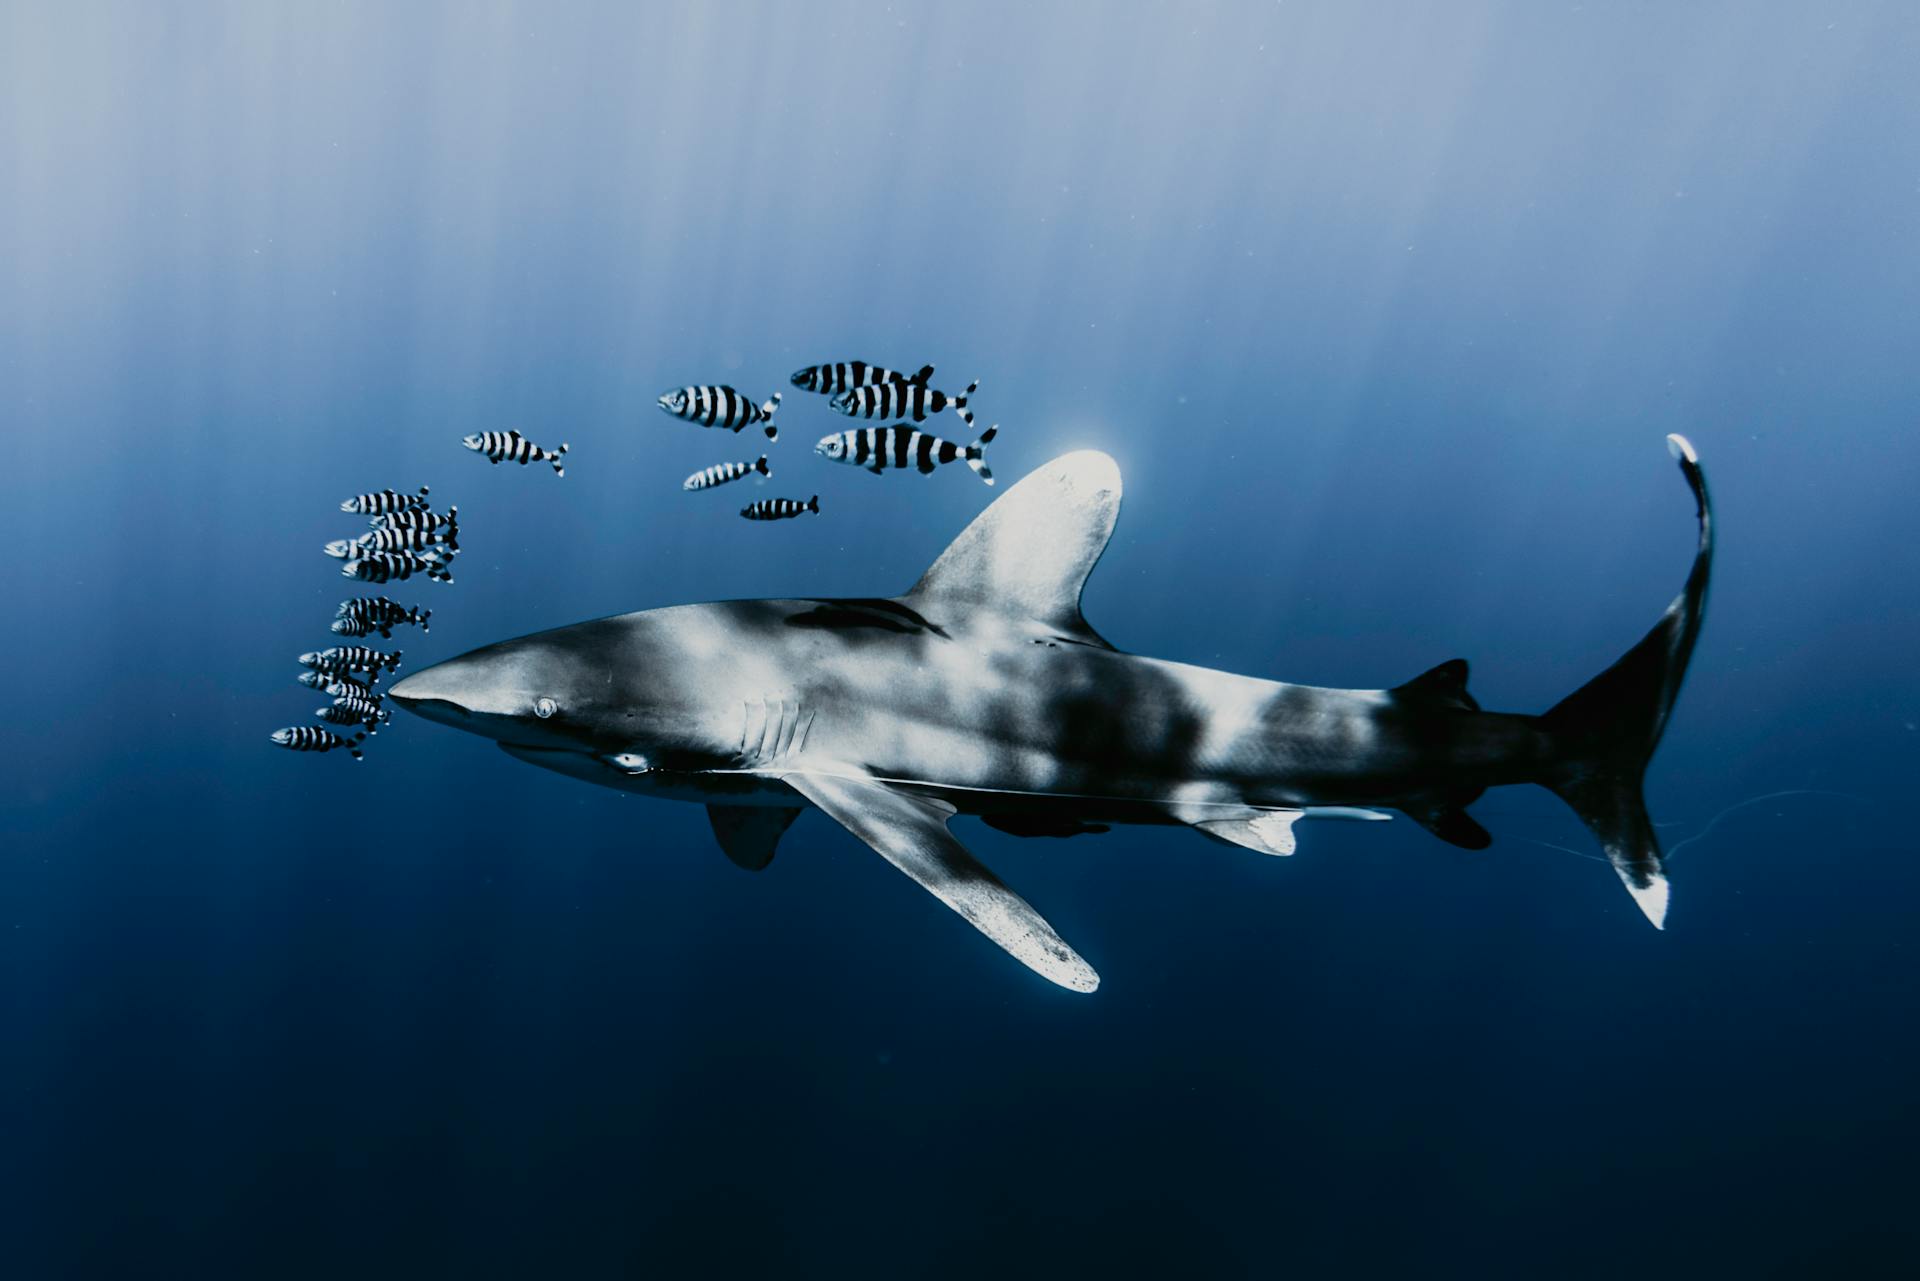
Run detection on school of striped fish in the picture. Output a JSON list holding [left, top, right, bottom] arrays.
[[658, 358, 1000, 522], [271, 357, 997, 758], [270, 487, 455, 763]]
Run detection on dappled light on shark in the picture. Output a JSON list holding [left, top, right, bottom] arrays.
[[391, 438, 1713, 993]]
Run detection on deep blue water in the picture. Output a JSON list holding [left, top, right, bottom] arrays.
[[5, 3, 1919, 1276]]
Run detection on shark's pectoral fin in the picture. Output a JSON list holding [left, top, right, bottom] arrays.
[[706, 804, 802, 871], [1190, 809, 1306, 856], [782, 771, 1100, 994]]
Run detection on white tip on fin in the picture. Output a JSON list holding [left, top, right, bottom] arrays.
[[1620, 867, 1671, 930], [1666, 433, 1698, 464], [1194, 809, 1302, 857], [784, 770, 1101, 994]]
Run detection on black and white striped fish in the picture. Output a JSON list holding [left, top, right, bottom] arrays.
[[657, 387, 782, 440], [463, 431, 567, 476], [328, 521, 458, 558], [740, 495, 819, 522], [790, 362, 934, 395], [341, 486, 431, 515], [342, 549, 454, 584], [683, 454, 771, 492], [317, 689, 390, 734], [815, 424, 997, 486], [370, 505, 458, 533], [829, 377, 978, 427], [299, 645, 403, 682], [334, 597, 431, 638], [269, 725, 364, 761], [296, 669, 371, 693]]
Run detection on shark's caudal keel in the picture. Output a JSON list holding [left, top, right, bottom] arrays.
[[391, 438, 1714, 992]]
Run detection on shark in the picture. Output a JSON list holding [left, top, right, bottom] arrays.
[[390, 437, 1713, 993]]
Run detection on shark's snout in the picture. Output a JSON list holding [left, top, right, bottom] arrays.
[[388, 668, 471, 726]]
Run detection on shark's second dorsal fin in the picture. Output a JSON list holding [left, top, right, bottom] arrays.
[[904, 450, 1121, 643], [1393, 658, 1479, 711]]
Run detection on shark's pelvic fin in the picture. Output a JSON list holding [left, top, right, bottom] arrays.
[[1191, 809, 1305, 857], [706, 804, 802, 871], [904, 449, 1121, 646], [783, 771, 1100, 993]]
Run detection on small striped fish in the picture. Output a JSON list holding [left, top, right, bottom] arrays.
[[463, 431, 567, 476], [370, 505, 457, 533], [341, 486, 430, 515], [683, 454, 771, 492], [657, 387, 781, 440], [296, 669, 370, 692], [342, 549, 453, 584], [830, 378, 977, 427], [790, 362, 934, 395], [334, 597, 431, 638], [326, 523, 456, 560], [269, 725, 365, 761], [741, 495, 819, 522], [299, 645, 403, 682], [317, 689, 390, 734], [816, 424, 997, 486]]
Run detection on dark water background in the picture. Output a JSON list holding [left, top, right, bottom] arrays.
[[5, 3, 1918, 1276]]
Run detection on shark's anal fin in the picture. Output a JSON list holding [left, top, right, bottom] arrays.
[[1404, 805, 1493, 850], [904, 450, 1120, 648], [706, 804, 802, 871], [783, 771, 1100, 993]]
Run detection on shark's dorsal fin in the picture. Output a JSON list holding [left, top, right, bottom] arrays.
[[1394, 658, 1478, 711], [904, 450, 1121, 643]]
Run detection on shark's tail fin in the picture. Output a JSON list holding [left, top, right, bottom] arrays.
[[965, 424, 997, 486], [1539, 435, 1713, 929]]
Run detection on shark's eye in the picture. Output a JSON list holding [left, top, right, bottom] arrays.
[[534, 697, 557, 719]]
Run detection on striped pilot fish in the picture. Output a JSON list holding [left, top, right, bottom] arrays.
[[815, 424, 997, 486], [829, 377, 978, 428], [657, 387, 782, 441], [269, 725, 365, 761], [342, 548, 454, 584], [334, 596, 431, 638], [463, 430, 567, 476], [371, 505, 457, 533], [299, 645, 404, 682], [296, 669, 370, 692], [341, 486, 431, 515], [740, 495, 819, 522], [325, 525, 456, 560], [790, 361, 934, 395], [683, 455, 771, 492], [317, 689, 390, 734]]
